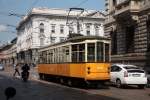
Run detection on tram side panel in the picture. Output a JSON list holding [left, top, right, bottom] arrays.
[[69, 63, 86, 78], [38, 63, 110, 81], [38, 63, 86, 78], [38, 64, 57, 75], [57, 63, 70, 76]]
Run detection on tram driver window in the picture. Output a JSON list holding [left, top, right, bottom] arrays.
[[105, 43, 110, 62], [87, 43, 95, 62], [97, 42, 103, 62]]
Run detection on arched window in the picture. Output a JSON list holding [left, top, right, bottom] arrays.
[[39, 23, 44, 33]]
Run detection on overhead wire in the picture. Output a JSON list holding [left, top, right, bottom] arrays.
[[66, 0, 90, 25], [74, 0, 89, 8], [26, 0, 40, 14]]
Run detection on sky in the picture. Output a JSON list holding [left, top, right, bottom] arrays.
[[0, 0, 105, 44]]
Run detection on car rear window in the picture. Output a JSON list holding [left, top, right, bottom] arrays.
[[127, 70, 144, 73], [124, 66, 140, 69]]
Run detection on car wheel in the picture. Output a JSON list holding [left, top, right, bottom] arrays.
[[138, 85, 145, 89], [116, 79, 122, 88]]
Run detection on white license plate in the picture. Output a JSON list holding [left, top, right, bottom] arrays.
[[132, 74, 140, 77]]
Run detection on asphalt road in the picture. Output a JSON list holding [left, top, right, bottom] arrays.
[[0, 66, 150, 100], [0, 74, 119, 100]]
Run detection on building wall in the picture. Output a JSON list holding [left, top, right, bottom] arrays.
[[0, 43, 17, 67], [104, 0, 150, 71], [16, 8, 106, 64]]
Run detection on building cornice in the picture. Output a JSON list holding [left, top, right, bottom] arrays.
[[16, 8, 105, 30]]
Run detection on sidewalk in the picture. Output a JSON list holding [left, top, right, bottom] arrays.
[[2, 65, 14, 76], [1, 65, 39, 80]]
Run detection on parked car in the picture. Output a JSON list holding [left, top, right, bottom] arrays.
[[0, 64, 4, 71], [110, 64, 147, 89]]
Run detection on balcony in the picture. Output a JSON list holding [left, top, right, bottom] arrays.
[[113, 0, 140, 20]]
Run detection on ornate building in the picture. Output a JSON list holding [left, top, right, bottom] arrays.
[[16, 7, 106, 64], [0, 38, 17, 66], [104, 0, 150, 71]]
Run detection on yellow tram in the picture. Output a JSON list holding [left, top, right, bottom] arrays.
[[38, 36, 111, 86]]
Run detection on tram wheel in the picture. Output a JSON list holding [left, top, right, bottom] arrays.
[[60, 78, 64, 84], [67, 80, 72, 86], [39, 73, 44, 80]]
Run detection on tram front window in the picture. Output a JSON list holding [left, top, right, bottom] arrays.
[[105, 43, 110, 62], [79, 44, 85, 62], [87, 43, 95, 62], [97, 42, 103, 62]]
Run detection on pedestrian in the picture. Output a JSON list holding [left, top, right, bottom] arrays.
[[21, 63, 30, 81], [21, 63, 30, 71], [13, 63, 20, 77]]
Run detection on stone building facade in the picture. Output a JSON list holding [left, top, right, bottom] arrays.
[[16, 7, 106, 64], [0, 38, 17, 66], [104, 0, 150, 71]]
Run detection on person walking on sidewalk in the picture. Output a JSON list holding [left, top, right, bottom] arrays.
[[13, 63, 20, 77]]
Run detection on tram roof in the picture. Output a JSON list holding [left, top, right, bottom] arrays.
[[40, 36, 110, 49]]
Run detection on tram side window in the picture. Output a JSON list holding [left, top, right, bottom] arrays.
[[47, 50, 49, 63], [54, 49, 57, 63], [39, 52, 43, 64], [97, 42, 103, 62], [87, 43, 95, 62], [72, 44, 85, 62], [44, 52, 46, 63], [47, 50, 53, 64], [62, 46, 69, 62], [56, 48, 59, 63], [49, 50, 53, 63], [58, 48, 63, 63], [105, 43, 110, 62], [40, 51, 47, 64]]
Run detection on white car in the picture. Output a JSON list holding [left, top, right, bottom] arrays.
[[0, 64, 4, 71], [110, 64, 147, 89]]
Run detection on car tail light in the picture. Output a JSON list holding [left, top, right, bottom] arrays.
[[124, 71, 128, 77]]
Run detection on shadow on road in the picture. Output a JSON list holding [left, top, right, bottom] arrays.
[[110, 84, 146, 90]]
